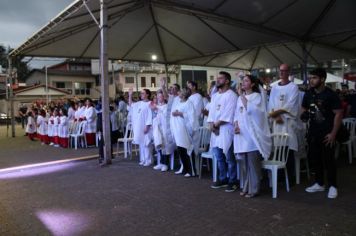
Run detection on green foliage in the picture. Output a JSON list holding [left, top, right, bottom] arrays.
[[0, 45, 29, 82]]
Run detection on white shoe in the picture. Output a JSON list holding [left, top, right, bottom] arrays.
[[139, 161, 144, 166], [153, 164, 162, 170], [161, 165, 168, 172], [49, 142, 54, 146], [54, 144, 60, 148], [184, 173, 191, 178], [175, 165, 183, 175], [143, 161, 151, 167], [305, 183, 325, 193], [327, 186, 338, 199]]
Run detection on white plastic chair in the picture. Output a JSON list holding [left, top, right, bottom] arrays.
[[196, 127, 211, 175], [199, 149, 217, 182], [69, 121, 87, 150], [336, 118, 356, 164], [117, 122, 134, 159], [262, 133, 290, 198]]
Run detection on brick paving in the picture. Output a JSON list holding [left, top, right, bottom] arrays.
[[0, 125, 355, 235]]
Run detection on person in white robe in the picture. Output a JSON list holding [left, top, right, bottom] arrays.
[[83, 99, 97, 146], [58, 108, 69, 148], [187, 80, 204, 171], [151, 91, 176, 172], [129, 88, 153, 166], [53, 109, 60, 147], [37, 109, 49, 145], [170, 88, 198, 177], [67, 101, 76, 121], [74, 101, 85, 121], [26, 111, 37, 141], [268, 64, 299, 184], [208, 71, 238, 192], [47, 109, 55, 145], [234, 75, 272, 198]]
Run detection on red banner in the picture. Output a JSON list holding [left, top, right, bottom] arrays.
[[344, 72, 356, 81]]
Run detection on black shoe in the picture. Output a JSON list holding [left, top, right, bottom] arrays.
[[225, 183, 238, 193], [211, 181, 228, 189]]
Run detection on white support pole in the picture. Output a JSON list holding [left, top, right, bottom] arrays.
[[8, 57, 15, 137], [45, 66, 49, 106], [100, 0, 112, 165]]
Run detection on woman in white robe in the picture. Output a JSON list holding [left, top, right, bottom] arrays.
[[234, 75, 272, 198], [47, 109, 55, 145], [129, 88, 153, 166], [26, 111, 37, 141], [171, 88, 198, 177], [151, 91, 175, 172], [84, 99, 97, 146], [58, 108, 69, 148], [53, 109, 60, 147], [37, 109, 49, 145]]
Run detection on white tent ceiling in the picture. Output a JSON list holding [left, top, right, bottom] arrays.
[[10, 0, 356, 70]]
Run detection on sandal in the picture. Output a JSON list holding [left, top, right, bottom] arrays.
[[240, 191, 247, 196], [245, 193, 259, 198]]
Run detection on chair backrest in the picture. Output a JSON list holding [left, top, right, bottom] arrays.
[[68, 121, 77, 135], [198, 126, 211, 152], [77, 121, 87, 136], [271, 133, 290, 163], [124, 122, 133, 139], [342, 118, 356, 137]]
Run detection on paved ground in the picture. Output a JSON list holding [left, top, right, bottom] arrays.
[[0, 125, 355, 236]]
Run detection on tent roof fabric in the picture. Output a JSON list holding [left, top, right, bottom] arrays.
[[10, 0, 356, 69]]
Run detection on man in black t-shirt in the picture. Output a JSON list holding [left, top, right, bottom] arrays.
[[301, 68, 343, 199]]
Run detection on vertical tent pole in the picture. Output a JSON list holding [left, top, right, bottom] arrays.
[[302, 43, 308, 85], [100, 0, 112, 165], [8, 57, 15, 137]]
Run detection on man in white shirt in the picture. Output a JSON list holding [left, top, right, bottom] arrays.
[[268, 64, 299, 185], [207, 71, 238, 192]]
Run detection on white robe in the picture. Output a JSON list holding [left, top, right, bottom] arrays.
[[131, 101, 153, 146], [152, 104, 175, 155], [58, 116, 69, 138], [47, 116, 54, 137], [110, 111, 119, 131], [68, 107, 76, 121], [36, 115, 47, 136], [84, 106, 97, 133], [53, 116, 60, 137], [207, 89, 238, 155], [26, 116, 36, 134], [170, 99, 197, 155], [75, 106, 85, 120], [188, 93, 204, 125], [234, 93, 272, 159], [268, 82, 299, 151]]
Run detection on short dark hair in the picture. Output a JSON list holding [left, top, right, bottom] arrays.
[[173, 83, 180, 91], [219, 71, 231, 82], [310, 68, 327, 80], [143, 89, 151, 99], [187, 80, 198, 90]]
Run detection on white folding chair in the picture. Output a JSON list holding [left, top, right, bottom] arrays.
[[336, 118, 356, 164], [262, 133, 290, 198], [199, 150, 217, 182], [69, 121, 87, 150], [117, 122, 134, 159]]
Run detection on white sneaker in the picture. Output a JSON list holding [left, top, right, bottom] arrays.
[[143, 161, 151, 167], [153, 164, 162, 170], [139, 161, 144, 166], [184, 173, 191, 178], [161, 165, 168, 172], [175, 165, 183, 175], [305, 183, 325, 193], [327, 186, 338, 199], [49, 142, 54, 146]]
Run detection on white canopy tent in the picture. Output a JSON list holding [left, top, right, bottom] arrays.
[[8, 0, 356, 163]]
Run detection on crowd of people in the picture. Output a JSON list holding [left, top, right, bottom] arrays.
[[20, 63, 356, 199]]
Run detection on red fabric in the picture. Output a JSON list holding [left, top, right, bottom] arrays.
[[60, 138, 69, 148], [54, 136, 60, 145], [48, 136, 54, 143], [28, 133, 36, 140], [86, 133, 96, 146], [41, 135, 49, 144]]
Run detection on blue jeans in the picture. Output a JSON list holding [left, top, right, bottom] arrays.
[[212, 145, 237, 184]]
